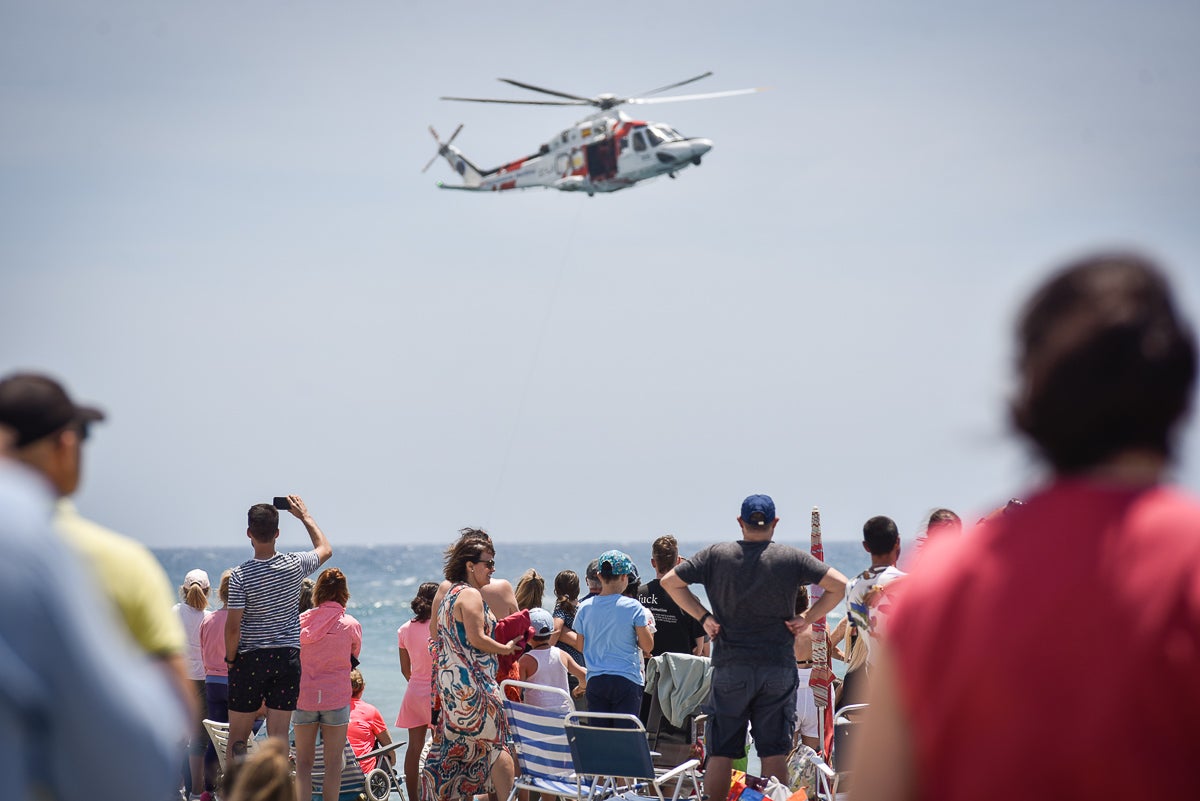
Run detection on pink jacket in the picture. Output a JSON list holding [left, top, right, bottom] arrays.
[[299, 601, 362, 711], [200, 608, 228, 678]]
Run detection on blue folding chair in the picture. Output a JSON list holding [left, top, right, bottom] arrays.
[[563, 712, 701, 801], [501, 679, 612, 801]]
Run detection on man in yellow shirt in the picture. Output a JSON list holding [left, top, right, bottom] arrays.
[[0, 372, 192, 711]]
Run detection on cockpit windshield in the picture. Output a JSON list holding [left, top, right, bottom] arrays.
[[650, 125, 684, 142]]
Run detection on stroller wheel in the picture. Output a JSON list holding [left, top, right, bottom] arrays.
[[366, 767, 391, 800]]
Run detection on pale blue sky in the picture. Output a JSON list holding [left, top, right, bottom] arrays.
[[3, 1, 1199, 547]]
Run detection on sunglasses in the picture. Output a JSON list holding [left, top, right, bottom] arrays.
[[472, 559, 496, 569]]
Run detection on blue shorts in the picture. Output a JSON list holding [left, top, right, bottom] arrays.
[[293, 705, 351, 726], [705, 662, 797, 759]]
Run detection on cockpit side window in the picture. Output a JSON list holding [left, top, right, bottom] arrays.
[[633, 130, 647, 152], [645, 127, 664, 146]]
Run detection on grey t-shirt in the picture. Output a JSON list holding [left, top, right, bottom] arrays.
[[675, 539, 828, 667]]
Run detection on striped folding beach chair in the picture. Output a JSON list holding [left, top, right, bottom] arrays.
[[501, 679, 609, 801]]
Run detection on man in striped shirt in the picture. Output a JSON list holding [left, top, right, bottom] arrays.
[[224, 495, 332, 760]]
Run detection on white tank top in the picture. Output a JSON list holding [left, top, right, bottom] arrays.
[[524, 646, 572, 715]]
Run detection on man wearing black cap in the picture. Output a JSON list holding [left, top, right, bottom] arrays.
[[662, 494, 848, 801], [0, 372, 192, 711]]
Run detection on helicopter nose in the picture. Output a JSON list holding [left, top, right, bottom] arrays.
[[654, 138, 714, 167], [687, 138, 712, 165]]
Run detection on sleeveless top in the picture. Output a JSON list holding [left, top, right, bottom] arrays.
[[523, 646, 572, 715]]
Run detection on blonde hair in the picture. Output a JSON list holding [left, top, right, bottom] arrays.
[[180, 579, 210, 612], [515, 568, 544, 611], [225, 738, 296, 801], [218, 569, 232, 605]]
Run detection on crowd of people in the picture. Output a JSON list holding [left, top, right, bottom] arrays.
[[1, 252, 1198, 801]]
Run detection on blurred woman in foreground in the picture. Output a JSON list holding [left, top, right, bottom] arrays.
[[852, 253, 1200, 800]]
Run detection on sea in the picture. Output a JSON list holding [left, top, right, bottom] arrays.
[[154, 539, 863, 746]]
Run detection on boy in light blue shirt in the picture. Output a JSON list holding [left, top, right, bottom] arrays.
[[573, 550, 654, 719]]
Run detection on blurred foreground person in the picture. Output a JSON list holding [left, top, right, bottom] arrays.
[[0, 373, 192, 704], [0, 428, 185, 800], [852, 253, 1200, 800], [224, 737, 297, 801]]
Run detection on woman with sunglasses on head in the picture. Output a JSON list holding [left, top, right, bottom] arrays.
[[422, 535, 520, 801]]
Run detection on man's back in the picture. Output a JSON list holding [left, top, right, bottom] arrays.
[[230, 551, 320, 652], [675, 540, 826, 666], [639, 577, 704, 656]]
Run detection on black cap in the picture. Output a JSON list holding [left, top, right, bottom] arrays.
[[0, 373, 105, 448]]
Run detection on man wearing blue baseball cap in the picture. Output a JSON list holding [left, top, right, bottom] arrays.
[[663, 494, 847, 801]]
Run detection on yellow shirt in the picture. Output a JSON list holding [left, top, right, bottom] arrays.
[[55, 498, 185, 658]]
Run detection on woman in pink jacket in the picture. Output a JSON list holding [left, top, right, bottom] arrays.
[[295, 567, 362, 801]]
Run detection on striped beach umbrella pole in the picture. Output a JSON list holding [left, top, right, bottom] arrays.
[[808, 506, 836, 758]]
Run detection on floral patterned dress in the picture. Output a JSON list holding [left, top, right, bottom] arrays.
[[420, 583, 508, 801]]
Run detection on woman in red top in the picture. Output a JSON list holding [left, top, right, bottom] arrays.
[[852, 254, 1200, 800]]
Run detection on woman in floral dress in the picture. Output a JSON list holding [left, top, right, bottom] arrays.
[[421, 535, 519, 801]]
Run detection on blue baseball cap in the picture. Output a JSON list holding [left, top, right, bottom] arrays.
[[598, 549, 635, 576], [529, 607, 555, 638], [741, 494, 776, 526]]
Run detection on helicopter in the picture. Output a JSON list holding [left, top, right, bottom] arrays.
[[424, 72, 762, 197]]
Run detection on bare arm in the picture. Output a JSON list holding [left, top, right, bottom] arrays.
[[788, 568, 849, 636], [287, 495, 332, 565], [635, 624, 653, 655], [399, 647, 412, 681], [561, 650, 587, 683], [847, 648, 917, 801], [692, 635, 709, 657], [554, 617, 583, 651], [661, 568, 720, 641], [224, 608, 243, 664], [454, 587, 518, 655], [518, 652, 536, 681], [481, 579, 518, 619]]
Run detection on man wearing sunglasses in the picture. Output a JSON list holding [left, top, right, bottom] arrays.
[[0, 372, 194, 712]]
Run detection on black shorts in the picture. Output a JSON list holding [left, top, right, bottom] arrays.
[[705, 662, 798, 759], [227, 647, 302, 713]]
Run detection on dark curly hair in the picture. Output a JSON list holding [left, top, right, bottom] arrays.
[[410, 581, 439, 623]]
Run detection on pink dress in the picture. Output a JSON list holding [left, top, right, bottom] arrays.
[[395, 617, 433, 728]]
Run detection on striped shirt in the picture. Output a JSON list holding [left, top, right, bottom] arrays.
[[228, 551, 321, 652]]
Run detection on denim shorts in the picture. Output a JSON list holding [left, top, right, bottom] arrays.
[[705, 662, 798, 759], [293, 704, 351, 726]]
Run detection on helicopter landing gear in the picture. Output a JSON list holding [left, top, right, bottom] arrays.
[[692, 156, 702, 166], [668, 172, 676, 179]]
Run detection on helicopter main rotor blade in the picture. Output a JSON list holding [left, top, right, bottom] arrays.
[[497, 78, 595, 103], [635, 71, 714, 98], [440, 95, 590, 106], [626, 87, 766, 105]]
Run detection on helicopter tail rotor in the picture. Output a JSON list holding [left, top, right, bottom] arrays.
[[422, 123, 464, 173]]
